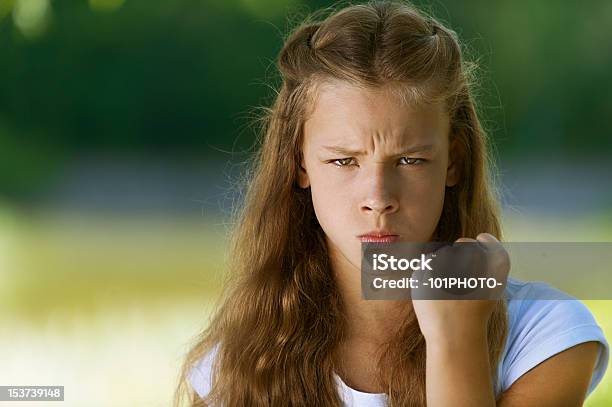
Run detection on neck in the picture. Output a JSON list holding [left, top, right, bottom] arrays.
[[329, 241, 413, 346]]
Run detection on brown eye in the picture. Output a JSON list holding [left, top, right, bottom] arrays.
[[331, 157, 356, 167], [399, 157, 425, 165]]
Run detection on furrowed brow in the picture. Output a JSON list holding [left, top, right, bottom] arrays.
[[321, 143, 434, 156], [397, 144, 434, 155], [320, 146, 367, 156]]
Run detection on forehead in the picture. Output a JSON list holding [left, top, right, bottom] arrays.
[[303, 81, 449, 145]]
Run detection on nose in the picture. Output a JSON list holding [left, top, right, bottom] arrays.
[[360, 164, 399, 216]]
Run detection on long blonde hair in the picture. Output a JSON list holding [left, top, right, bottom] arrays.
[[175, 1, 507, 405]]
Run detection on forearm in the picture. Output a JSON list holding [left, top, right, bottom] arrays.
[[425, 327, 496, 407]]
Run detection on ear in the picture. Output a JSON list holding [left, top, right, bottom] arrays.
[[297, 157, 310, 188], [445, 137, 460, 187]]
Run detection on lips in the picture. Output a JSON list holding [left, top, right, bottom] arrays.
[[358, 231, 400, 243], [359, 235, 399, 243]]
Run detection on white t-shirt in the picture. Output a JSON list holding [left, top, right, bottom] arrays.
[[188, 277, 609, 406]]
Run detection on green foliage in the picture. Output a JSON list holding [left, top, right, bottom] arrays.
[[0, 0, 611, 194]]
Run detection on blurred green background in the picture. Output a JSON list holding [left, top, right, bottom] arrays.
[[1, 0, 611, 406]]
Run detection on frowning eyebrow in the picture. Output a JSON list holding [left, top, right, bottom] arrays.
[[320, 144, 435, 156]]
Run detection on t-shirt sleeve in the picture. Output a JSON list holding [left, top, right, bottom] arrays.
[[501, 283, 609, 398], [187, 345, 219, 401]]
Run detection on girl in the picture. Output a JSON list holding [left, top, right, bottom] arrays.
[[176, 1, 609, 405]]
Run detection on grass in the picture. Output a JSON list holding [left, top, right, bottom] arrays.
[[1, 207, 611, 406]]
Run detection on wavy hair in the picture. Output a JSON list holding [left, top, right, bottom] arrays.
[[175, 1, 508, 405]]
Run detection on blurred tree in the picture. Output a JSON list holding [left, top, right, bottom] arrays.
[[0, 0, 610, 197]]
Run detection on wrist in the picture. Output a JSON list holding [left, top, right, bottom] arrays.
[[424, 325, 489, 352]]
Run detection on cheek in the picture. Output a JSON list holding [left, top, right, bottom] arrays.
[[308, 174, 363, 267], [410, 165, 447, 206], [309, 178, 348, 233], [397, 164, 449, 235], [412, 181, 446, 227]]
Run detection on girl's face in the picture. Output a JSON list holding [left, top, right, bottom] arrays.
[[298, 81, 460, 271]]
